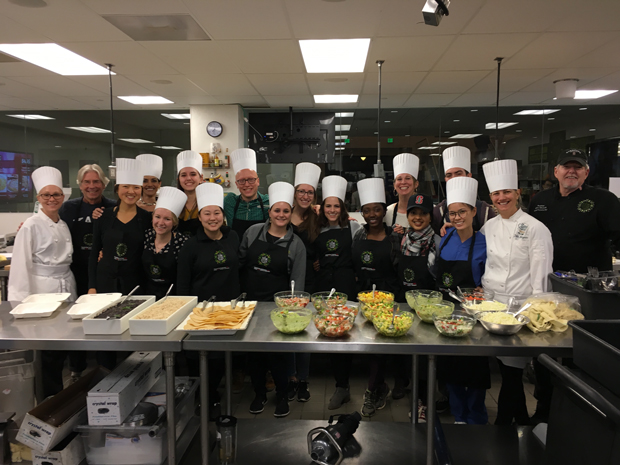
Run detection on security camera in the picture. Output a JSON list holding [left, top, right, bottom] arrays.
[[422, 0, 450, 27]]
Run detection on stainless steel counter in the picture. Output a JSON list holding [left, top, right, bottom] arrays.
[[183, 302, 573, 357]]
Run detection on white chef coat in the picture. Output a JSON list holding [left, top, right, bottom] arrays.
[[481, 209, 553, 368], [8, 210, 77, 302], [385, 203, 409, 228]]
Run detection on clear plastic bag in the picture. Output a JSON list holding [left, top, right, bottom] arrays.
[[519, 292, 584, 333]]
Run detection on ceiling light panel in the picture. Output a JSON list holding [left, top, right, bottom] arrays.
[[335, 135, 349, 140], [161, 113, 191, 120], [418, 146, 440, 150], [431, 141, 457, 145], [154, 145, 182, 150], [102, 14, 211, 41], [335, 112, 354, 118], [514, 109, 560, 115], [335, 124, 351, 131], [314, 95, 358, 104], [119, 138, 154, 143], [574, 90, 618, 99], [67, 126, 111, 133], [335, 147, 345, 151], [0, 43, 111, 76], [119, 96, 174, 105], [7, 114, 54, 120], [485, 122, 518, 129], [300, 39, 370, 73], [449, 134, 482, 139]]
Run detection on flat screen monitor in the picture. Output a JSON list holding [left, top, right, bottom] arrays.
[[0, 151, 34, 203]]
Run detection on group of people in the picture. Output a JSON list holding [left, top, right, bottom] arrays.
[[7, 141, 620, 423]]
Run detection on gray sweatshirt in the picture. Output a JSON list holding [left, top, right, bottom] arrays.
[[239, 220, 307, 291]]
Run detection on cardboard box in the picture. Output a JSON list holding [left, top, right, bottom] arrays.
[[32, 432, 86, 465], [17, 367, 108, 453], [87, 352, 162, 426]]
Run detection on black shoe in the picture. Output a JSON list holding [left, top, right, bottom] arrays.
[[249, 394, 267, 414], [274, 396, 290, 417], [287, 380, 298, 401], [297, 381, 310, 402], [436, 393, 449, 414], [392, 377, 409, 400]]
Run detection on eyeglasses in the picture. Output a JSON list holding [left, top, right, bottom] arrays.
[[448, 209, 469, 219], [39, 193, 64, 200], [296, 189, 315, 198], [236, 177, 258, 186]]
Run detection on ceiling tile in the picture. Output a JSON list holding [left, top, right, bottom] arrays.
[[362, 72, 427, 95], [547, 0, 620, 32], [366, 36, 455, 72], [123, 75, 208, 97], [217, 40, 304, 74], [0, 95, 54, 110], [185, 95, 222, 105], [0, 15, 49, 43], [246, 74, 309, 96], [463, 0, 566, 34], [565, 37, 620, 69], [448, 92, 513, 106], [81, 0, 190, 15], [216, 95, 268, 106], [469, 69, 556, 93], [140, 41, 241, 74], [358, 94, 410, 107], [187, 74, 258, 96], [416, 71, 490, 94], [404, 94, 460, 107], [306, 73, 365, 95], [14, 76, 108, 97], [498, 91, 556, 105], [263, 95, 314, 108], [521, 68, 617, 92], [67, 75, 158, 96]]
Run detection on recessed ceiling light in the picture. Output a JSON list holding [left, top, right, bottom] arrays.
[[335, 112, 354, 118], [444, 131, 450, 134], [335, 135, 348, 140], [384, 121, 391, 123], [119, 96, 173, 105], [485, 122, 518, 129], [300, 38, 370, 73], [119, 138, 154, 143], [418, 146, 440, 150], [570, 136, 576, 139], [161, 113, 190, 120], [54, 145, 61, 148], [432, 141, 457, 145], [67, 126, 111, 133], [514, 109, 560, 115], [314, 95, 358, 104], [589, 128, 596, 131], [579, 107, 588, 110], [449, 134, 482, 139], [471, 109, 478, 112], [405, 134, 410, 137], [574, 90, 618, 99], [153, 145, 182, 150], [430, 153, 442, 157], [335, 147, 345, 150], [0, 43, 112, 75], [150, 79, 173, 85], [516, 129, 522, 133], [391, 110, 398, 113], [335, 124, 351, 131], [7, 114, 54, 120], [335, 142, 345, 146], [548, 117, 555, 121], [374, 132, 378, 135]]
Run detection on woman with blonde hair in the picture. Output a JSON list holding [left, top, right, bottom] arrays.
[[176, 150, 204, 236]]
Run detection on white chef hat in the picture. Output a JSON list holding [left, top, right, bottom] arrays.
[[196, 183, 224, 211], [155, 186, 187, 217], [231, 148, 257, 176], [609, 178, 620, 197], [62, 187, 72, 202], [443, 146, 471, 174], [176, 150, 203, 174], [357, 178, 386, 206], [393, 153, 420, 179], [322, 175, 347, 202], [115, 158, 144, 186], [137, 154, 163, 180], [447, 177, 478, 207], [294, 162, 321, 189], [32, 166, 63, 193], [268, 182, 295, 208], [483, 159, 518, 193]]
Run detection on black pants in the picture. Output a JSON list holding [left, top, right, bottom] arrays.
[[496, 359, 530, 425], [249, 353, 288, 398], [331, 353, 353, 388], [183, 352, 226, 403]]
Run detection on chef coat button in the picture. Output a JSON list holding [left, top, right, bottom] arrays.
[[53, 256, 57, 259], [55, 239, 58, 243]]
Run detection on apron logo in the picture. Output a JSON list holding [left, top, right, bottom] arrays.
[[326, 239, 339, 252], [361, 251, 373, 265], [116, 243, 128, 258], [515, 223, 529, 239], [83, 233, 93, 246], [150, 264, 161, 277], [214, 250, 227, 264], [533, 204, 548, 212], [258, 253, 271, 267], [442, 272, 454, 288], [577, 199, 594, 213], [404, 268, 415, 283], [85, 216, 91, 223]]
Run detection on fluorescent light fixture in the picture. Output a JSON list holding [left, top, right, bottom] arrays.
[[335, 112, 354, 118], [449, 134, 482, 139], [579, 107, 588, 110], [300, 39, 370, 73], [335, 147, 345, 151], [67, 126, 111, 133], [485, 122, 518, 129], [335, 135, 348, 140], [314, 94, 358, 104], [516, 129, 522, 132], [360, 157, 366, 161], [119, 96, 173, 105], [384, 121, 391, 123], [514, 109, 560, 116], [335, 142, 345, 146], [444, 131, 450, 134], [589, 128, 596, 131], [574, 90, 618, 99], [471, 109, 478, 112], [119, 138, 154, 143], [548, 117, 555, 121], [391, 110, 398, 113], [153, 145, 182, 150], [405, 135, 411, 137], [430, 154, 442, 157], [335, 124, 351, 131], [0, 43, 112, 76], [161, 113, 191, 120], [418, 146, 440, 150], [432, 141, 457, 146], [453, 119, 460, 122], [7, 114, 54, 120]]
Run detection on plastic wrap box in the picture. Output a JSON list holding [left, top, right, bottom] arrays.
[[549, 273, 620, 319], [32, 432, 86, 465], [0, 349, 35, 423], [76, 378, 198, 465], [87, 352, 162, 426]]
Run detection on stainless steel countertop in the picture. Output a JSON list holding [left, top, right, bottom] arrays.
[[183, 302, 573, 357], [0, 301, 184, 351]]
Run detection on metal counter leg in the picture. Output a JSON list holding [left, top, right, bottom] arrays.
[[426, 355, 436, 465], [412, 355, 419, 425], [200, 351, 209, 465], [164, 352, 176, 465], [225, 351, 232, 416]]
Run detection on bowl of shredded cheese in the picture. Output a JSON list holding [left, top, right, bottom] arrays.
[[477, 311, 530, 335]]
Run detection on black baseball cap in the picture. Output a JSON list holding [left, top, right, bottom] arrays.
[[407, 193, 433, 214], [558, 149, 588, 167]]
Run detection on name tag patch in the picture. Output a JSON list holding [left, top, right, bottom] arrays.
[[515, 223, 529, 239]]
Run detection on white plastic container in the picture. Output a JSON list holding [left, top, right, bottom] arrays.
[[128, 296, 197, 336], [82, 296, 155, 335]]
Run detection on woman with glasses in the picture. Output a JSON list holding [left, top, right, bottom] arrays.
[[176, 150, 204, 237], [436, 177, 489, 425], [136, 154, 163, 213], [386, 153, 420, 228]]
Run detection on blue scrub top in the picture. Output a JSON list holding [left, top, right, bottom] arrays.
[[438, 228, 487, 286]]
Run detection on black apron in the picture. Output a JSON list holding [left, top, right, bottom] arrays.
[[435, 229, 490, 389], [141, 235, 180, 300], [231, 195, 267, 239], [178, 207, 200, 238], [96, 210, 145, 294], [193, 236, 240, 301], [70, 209, 96, 296], [243, 235, 293, 301], [314, 226, 357, 297], [352, 232, 400, 295], [397, 253, 435, 301], [292, 225, 316, 294]]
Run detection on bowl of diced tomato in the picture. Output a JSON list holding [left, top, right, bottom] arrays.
[[311, 292, 348, 313], [432, 310, 475, 337], [274, 291, 311, 309], [313, 310, 355, 337]]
